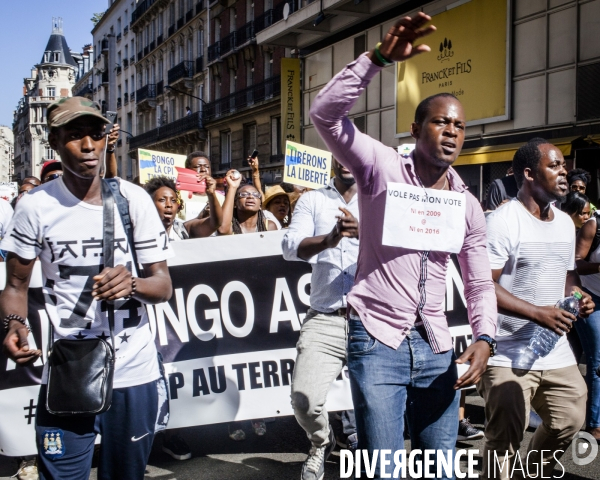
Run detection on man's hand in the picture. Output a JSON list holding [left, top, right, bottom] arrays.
[[107, 123, 120, 149], [248, 155, 259, 174], [3, 321, 41, 365], [200, 174, 217, 195], [454, 341, 490, 389], [533, 305, 576, 335], [571, 286, 595, 318], [325, 207, 359, 248], [92, 265, 134, 301], [373, 12, 436, 64]]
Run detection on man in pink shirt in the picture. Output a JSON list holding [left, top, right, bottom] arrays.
[[310, 13, 497, 478]]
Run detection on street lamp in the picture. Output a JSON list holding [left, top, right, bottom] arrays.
[[164, 85, 207, 105]]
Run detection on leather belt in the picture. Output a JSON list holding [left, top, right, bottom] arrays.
[[315, 308, 347, 317]]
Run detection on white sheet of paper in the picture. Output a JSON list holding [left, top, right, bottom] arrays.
[[382, 182, 467, 253]]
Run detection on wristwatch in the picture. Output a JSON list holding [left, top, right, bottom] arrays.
[[476, 335, 497, 357]]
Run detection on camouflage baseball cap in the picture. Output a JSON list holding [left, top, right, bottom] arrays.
[[47, 97, 110, 129]]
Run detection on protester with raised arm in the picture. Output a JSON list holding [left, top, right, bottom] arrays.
[[309, 13, 497, 478]]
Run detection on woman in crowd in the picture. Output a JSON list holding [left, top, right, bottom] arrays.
[[562, 191, 591, 231], [568, 168, 592, 195], [217, 172, 275, 440], [262, 186, 292, 229], [574, 198, 600, 443], [145, 175, 223, 240], [218, 172, 278, 235]]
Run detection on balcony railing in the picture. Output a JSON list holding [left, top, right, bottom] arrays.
[[129, 111, 204, 151], [123, 58, 129, 68], [130, 55, 135, 64], [124, 92, 129, 104], [101, 38, 109, 51], [116, 66, 122, 75], [73, 84, 92, 98], [237, 21, 254, 46], [177, 17, 184, 29], [168, 24, 175, 37], [124, 25, 129, 35], [186, 9, 193, 22], [131, 0, 158, 25], [254, 9, 273, 34], [136, 84, 156, 103], [157, 80, 164, 96], [196, 56, 204, 73], [117, 33, 122, 42], [196, 1, 204, 15], [168, 60, 194, 84], [208, 42, 220, 62], [220, 31, 237, 56], [130, 91, 135, 102], [117, 97, 122, 109], [204, 76, 280, 121]]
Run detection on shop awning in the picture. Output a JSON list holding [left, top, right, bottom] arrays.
[[454, 136, 580, 166]]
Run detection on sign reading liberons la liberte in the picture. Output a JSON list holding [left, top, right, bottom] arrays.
[[395, 0, 509, 136]]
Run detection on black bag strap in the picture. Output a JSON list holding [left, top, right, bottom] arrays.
[[585, 213, 600, 262], [104, 178, 141, 275], [101, 180, 116, 350]]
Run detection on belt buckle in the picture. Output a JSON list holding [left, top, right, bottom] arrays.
[[337, 308, 347, 317]]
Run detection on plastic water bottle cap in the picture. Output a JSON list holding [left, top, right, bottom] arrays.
[[573, 291, 583, 300]]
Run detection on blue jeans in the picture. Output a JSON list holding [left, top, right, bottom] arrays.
[[347, 318, 459, 479], [577, 288, 600, 428]]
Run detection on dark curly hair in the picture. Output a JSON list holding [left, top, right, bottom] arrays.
[[185, 151, 209, 169], [414, 93, 460, 125], [512, 138, 551, 188], [144, 176, 178, 198], [566, 168, 592, 187]]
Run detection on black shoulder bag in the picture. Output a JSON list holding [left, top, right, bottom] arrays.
[[46, 180, 118, 416]]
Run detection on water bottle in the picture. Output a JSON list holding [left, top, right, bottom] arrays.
[[514, 292, 581, 368]]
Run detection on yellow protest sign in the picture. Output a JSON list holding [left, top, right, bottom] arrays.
[[138, 148, 187, 184], [283, 141, 332, 189], [395, 0, 508, 136]]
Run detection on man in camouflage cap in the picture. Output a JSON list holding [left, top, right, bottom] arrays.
[[0, 96, 174, 479]]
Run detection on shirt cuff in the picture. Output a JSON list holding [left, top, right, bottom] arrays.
[[349, 52, 384, 86]]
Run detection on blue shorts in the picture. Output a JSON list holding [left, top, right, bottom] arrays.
[[35, 379, 163, 480]]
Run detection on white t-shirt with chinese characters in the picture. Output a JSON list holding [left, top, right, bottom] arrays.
[[0, 198, 13, 240], [486, 199, 577, 370], [0, 178, 173, 388]]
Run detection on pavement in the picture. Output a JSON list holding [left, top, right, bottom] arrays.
[[1, 390, 598, 479]]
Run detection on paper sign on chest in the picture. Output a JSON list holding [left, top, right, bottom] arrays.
[[382, 182, 466, 254]]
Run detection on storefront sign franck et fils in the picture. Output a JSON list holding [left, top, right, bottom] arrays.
[[281, 58, 301, 147], [0, 232, 474, 456], [395, 0, 508, 136]]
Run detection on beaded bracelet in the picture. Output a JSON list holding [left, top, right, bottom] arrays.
[[2, 314, 30, 332], [125, 277, 137, 300], [375, 42, 394, 66]]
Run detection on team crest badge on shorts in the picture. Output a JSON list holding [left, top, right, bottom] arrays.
[[42, 429, 65, 459]]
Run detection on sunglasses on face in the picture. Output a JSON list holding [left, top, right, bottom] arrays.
[[237, 191, 261, 199]]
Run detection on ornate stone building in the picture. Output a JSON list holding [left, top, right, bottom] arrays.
[[12, 18, 78, 181], [0, 127, 14, 183]]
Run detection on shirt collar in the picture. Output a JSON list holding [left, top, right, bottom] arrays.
[[403, 150, 467, 193]]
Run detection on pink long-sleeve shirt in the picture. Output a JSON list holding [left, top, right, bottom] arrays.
[[310, 53, 497, 353]]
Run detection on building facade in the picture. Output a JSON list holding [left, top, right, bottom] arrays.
[[257, 0, 600, 201], [12, 18, 79, 181], [92, 0, 139, 180], [72, 44, 95, 101], [0, 127, 14, 183]]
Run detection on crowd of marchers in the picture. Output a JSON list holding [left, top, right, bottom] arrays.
[[1, 12, 600, 480]]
